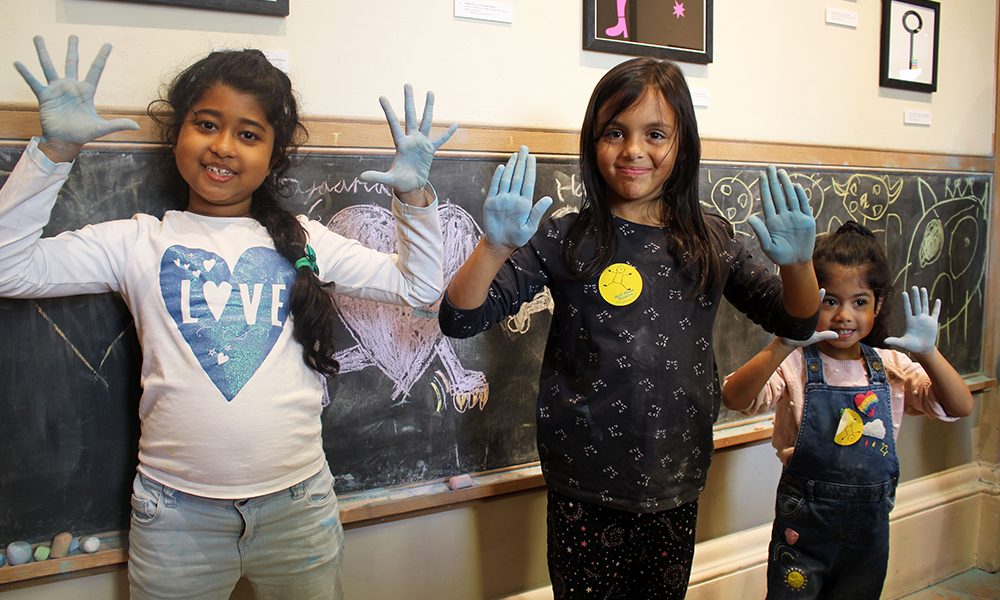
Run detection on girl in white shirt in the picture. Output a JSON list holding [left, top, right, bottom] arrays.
[[2, 35, 454, 599]]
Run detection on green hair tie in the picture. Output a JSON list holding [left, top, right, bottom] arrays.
[[294, 244, 319, 275]]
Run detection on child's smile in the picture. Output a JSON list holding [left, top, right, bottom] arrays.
[[174, 84, 275, 218], [816, 265, 880, 360]]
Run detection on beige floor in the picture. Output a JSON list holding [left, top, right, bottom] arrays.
[[898, 569, 1000, 600]]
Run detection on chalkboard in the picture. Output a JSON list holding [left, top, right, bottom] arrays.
[[0, 146, 991, 546]]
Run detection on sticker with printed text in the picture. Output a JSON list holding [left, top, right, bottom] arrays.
[[599, 263, 643, 306]]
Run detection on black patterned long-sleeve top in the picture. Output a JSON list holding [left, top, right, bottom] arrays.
[[439, 213, 817, 513]]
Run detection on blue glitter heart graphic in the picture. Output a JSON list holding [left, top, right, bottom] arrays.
[[160, 245, 295, 401]]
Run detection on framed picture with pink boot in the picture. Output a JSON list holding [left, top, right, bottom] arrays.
[[584, 0, 713, 63]]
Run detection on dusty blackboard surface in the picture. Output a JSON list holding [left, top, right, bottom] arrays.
[[0, 146, 990, 544]]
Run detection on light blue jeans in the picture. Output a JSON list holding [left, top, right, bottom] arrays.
[[128, 465, 344, 600]]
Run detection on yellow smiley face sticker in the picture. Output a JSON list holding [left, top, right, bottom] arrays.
[[599, 263, 643, 306]]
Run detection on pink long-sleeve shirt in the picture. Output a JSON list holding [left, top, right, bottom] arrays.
[[733, 346, 957, 465]]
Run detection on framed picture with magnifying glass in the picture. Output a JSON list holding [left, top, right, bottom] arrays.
[[879, 0, 939, 93]]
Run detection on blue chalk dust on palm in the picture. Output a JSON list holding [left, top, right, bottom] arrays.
[[161, 245, 295, 401]]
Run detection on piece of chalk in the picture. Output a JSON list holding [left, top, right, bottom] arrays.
[[448, 474, 474, 490], [68, 538, 80, 554], [6, 541, 32, 566], [33, 545, 50, 561], [80, 536, 101, 554], [50, 532, 73, 559], [0, 552, 6, 567]]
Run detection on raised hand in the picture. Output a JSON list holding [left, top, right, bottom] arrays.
[[748, 165, 816, 266], [483, 146, 553, 249], [14, 35, 139, 154], [360, 84, 458, 194], [885, 287, 940, 356]]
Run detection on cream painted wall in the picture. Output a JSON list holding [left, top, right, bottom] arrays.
[[0, 0, 995, 155]]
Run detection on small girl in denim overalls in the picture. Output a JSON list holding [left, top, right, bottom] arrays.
[[722, 221, 974, 600]]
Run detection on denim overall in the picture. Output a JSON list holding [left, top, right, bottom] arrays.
[[766, 344, 899, 600]]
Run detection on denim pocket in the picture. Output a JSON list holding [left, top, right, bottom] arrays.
[[305, 469, 336, 507], [130, 476, 162, 526], [883, 494, 896, 521], [776, 489, 805, 518]]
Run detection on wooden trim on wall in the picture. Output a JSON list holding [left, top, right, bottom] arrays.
[[1, 103, 995, 172]]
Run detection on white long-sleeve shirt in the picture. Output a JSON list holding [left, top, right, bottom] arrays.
[[0, 139, 444, 498]]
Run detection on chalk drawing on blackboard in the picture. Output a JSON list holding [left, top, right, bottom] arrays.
[[704, 170, 755, 226], [322, 202, 489, 412], [831, 173, 905, 240], [788, 173, 829, 222], [704, 169, 830, 231], [555, 171, 584, 205], [893, 177, 990, 350], [33, 300, 134, 390]]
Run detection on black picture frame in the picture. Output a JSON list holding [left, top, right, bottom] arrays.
[[115, 0, 288, 17], [879, 0, 939, 93], [583, 0, 713, 64]]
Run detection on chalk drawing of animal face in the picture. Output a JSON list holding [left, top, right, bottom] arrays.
[[703, 171, 754, 225], [898, 178, 989, 345], [832, 174, 902, 224], [788, 173, 826, 222], [325, 203, 488, 411]]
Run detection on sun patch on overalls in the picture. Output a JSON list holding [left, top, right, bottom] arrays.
[[784, 567, 808, 590], [833, 408, 864, 446], [599, 263, 643, 306]]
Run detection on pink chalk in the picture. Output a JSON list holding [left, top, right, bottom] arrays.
[[448, 474, 474, 490]]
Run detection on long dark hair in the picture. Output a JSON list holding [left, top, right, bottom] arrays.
[[149, 49, 340, 378], [813, 221, 894, 347], [564, 57, 727, 296]]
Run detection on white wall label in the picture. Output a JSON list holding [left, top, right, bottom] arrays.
[[826, 8, 859, 28], [904, 110, 932, 125], [690, 89, 710, 108], [455, 0, 513, 24]]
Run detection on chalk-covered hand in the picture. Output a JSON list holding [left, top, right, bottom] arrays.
[[360, 84, 458, 194], [885, 286, 940, 356], [748, 165, 816, 266], [483, 146, 553, 249], [14, 35, 139, 147]]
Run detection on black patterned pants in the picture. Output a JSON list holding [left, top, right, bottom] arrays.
[[546, 488, 698, 599]]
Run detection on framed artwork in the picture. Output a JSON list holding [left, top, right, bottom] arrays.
[[583, 0, 713, 64], [115, 0, 288, 17], [879, 0, 939, 92]]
